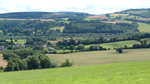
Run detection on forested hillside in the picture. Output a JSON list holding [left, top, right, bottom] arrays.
[[0, 8, 150, 39], [63, 21, 139, 33]]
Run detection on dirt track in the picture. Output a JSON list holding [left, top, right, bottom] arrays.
[[0, 55, 7, 67]]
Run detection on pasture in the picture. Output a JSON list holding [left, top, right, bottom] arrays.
[[47, 48, 150, 66], [50, 26, 65, 32], [83, 40, 140, 49], [1, 59, 150, 84], [137, 22, 150, 32], [115, 20, 150, 32], [6, 39, 26, 44], [141, 38, 150, 44]]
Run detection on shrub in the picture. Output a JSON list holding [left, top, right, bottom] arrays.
[[61, 59, 73, 67], [116, 48, 123, 53]]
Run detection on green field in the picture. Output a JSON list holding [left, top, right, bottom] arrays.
[[83, 40, 140, 49], [141, 38, 150, 44], [115, 20, 150, 32], [6, 39, 26, 44], [1, 60, 150, 84], [50, 26, 65, 32], [62, 18, 69, 20], [137, 22, 150, 32], [47, 48, 150, 66]]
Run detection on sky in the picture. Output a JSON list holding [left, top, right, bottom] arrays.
[[0, 0, 150, 14]]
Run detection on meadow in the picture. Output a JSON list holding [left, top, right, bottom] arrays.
[[141, 38, 150, 43], [6, 39, 26, 44], [1, 59, 150, 84], [50, 26, 65, 32], [47, 48, 150, 66], [83, 40, 140, 49], [115, 20, 150, 32], [137, 22, 150, 32]]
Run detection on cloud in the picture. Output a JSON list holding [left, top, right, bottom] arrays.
[[0, 0, 150, 14]]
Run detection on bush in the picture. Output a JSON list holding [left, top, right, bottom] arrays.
[[61, 59, 73, 67], [116, 48, 123, 53]]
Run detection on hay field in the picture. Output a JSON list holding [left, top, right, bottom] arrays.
[[87, 15, 108, 19], [83, 40, 140, 49], [47, 48, 150, 66]]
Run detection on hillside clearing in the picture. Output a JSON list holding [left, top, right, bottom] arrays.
[[137, 22, 150, 32], [140, 38, 150, 43], [50, 26, 65, 32], [6, 39, 26, 44], [115, 20, 150, 32], [1, 60, 150, 84], [47, 48, 150, 66]]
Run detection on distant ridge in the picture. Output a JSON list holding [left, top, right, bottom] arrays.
[[0, 12, 53, 19]]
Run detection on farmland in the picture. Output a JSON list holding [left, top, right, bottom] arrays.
[[83, 40, 140, 49], [87, 15, 108, 19], [47, 48, 150, 66], [1, 59, 150, 84], [115, 20, 150, 32], [137, 22, 150, 32], [6, 39, 26, 44], [50, 26, 65, 32], [141, 38, 150, 43], [110, 14, 128, 17]]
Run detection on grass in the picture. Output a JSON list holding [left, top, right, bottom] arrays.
[[137, 22, 150, 32], [83, 40, 140, 49], [140, 38, 150, 44], [62, 18, 69, 20], [6, 39, 26, 44], [115, 20, 150, 32], [47, 48, 150, 66], [50, 26, 65, 32], [1, 59, 150, 84]]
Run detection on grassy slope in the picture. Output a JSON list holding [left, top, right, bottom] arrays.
[[141, 38, 150, 43], [137, 22, 150, 32], [1, 60, 150, 84], [6, 39, 26, 44], [84, 40, 140, 49], [47, 48, 150, 66], [50, 26, 65, 32], [115, 20, 150, 32]]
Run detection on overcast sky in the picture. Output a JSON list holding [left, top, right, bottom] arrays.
[[0, 0, 150, 14]]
